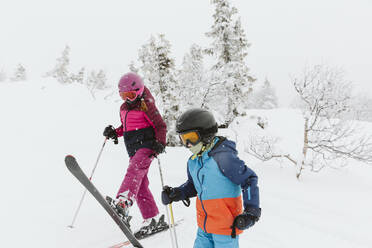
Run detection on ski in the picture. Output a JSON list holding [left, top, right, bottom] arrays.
[[108, 219, 184, 248], [65, 155, 143, 248]]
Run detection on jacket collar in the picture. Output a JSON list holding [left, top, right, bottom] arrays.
[[190, 136, 223, 160]]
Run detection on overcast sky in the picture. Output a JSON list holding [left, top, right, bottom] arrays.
[[1, 0, 371, 106]]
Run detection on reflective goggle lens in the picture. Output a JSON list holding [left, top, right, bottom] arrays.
[[120, 91, 137, 101], [179, 131, 200, 146]]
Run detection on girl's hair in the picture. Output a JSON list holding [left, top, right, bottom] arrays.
[[140, 98, 148, 112]]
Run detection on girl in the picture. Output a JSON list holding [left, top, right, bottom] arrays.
[[103, 72, 167, 233]]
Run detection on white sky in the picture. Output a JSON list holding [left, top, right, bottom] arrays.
[[1, 0, 371, 106]]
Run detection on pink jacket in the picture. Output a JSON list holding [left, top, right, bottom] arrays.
[[115, 87, 167, 156]]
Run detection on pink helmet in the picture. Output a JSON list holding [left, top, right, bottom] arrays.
[[118, 72, 145, 98]]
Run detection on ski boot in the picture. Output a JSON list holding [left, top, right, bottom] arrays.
[[106, 195, 133, 229], [134, 214, 169, 239]]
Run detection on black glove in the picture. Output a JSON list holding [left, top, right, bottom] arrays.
[[161, 186, 182, 205], [233, 207, 261, 230], [103, 125, 118, 140], [153, 140, 165, 154]]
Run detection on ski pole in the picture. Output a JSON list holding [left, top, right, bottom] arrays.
[[168, 203, 178, 248], [156, 157, 179, 248], [68, 138, 107, 228]]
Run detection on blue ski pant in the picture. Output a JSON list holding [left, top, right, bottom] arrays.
[[193, 228, 239, 248]]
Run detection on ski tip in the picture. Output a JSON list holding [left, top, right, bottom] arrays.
[[65, 155, 76, 163]]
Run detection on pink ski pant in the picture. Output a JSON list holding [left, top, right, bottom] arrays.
[[117, 148, 159, 219]]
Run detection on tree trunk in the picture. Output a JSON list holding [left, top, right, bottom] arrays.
[[297, 117, 309, 179]]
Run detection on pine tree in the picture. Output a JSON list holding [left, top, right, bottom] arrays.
[[0, 68, 7, 82], [46, 45, 72, 84], [205, 0, 255, 126], [129, 61, 139, 74], [86, 69, 109, 99], [137, 34, 181, 146], [70, 67, 85, 84], [95, 70, 108, 90], [11, 64, 27, 81], [252, 78, 278, 109], [178, 44, 206, 109]]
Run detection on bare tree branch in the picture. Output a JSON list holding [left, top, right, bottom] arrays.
[[292, 64, 372, 178]]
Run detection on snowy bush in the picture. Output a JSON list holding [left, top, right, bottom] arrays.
[[45, 45, 72, 84], [0, 68, 6, 82], [85, 69, 109, 99], [10, 64, 27, 82], [348, 94, 372, 122], [248, 78, 278, 109], [46, 46, 110, 99], [70, 67, 85, 84], [231, 113, 296, 167]]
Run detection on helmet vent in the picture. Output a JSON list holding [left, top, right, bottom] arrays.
[[131, 81, 136, 86]]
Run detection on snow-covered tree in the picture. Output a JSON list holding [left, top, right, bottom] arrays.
[[249, 78, 278, 109], [10, 64, 27, 82], [178, 44, 206, 110], [70, 67, 85, 84], [136, 34, 182, 146], [0, 68, 7, 82], [204, 0, 255, 126], [238, 114, 297, 170], [129, 61, 139, 74], [249, 65, 372, 179], [348, 94, 372, 122], [86, 69, 109, 99], [46, 45, 72, 84], [292, 65, 372, 178]]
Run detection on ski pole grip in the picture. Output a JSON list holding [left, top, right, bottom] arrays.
[[114, 137, 118, 145]]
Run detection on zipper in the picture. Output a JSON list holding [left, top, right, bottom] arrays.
[[124, 110, 129, 131], [247, 186, 251, 200], [197, 157, 208, 233]]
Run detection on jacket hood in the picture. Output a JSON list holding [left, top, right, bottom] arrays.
[[209, 137, 237, 156]]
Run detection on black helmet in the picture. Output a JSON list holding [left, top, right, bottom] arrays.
[[176, 108, 218, 144]]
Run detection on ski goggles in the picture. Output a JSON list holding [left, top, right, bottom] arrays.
[[179, 130, 201, 147], [120, 91, 137, 101]]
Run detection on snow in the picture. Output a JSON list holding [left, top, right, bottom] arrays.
[[1, 80, 372, 248]]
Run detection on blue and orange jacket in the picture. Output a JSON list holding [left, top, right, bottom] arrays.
[[177, 137, 260, 236]]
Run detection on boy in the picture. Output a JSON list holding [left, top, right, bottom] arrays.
[[161, 108, 261, 248]]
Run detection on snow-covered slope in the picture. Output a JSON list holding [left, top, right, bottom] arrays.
[[1, 81, 371, 248]]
